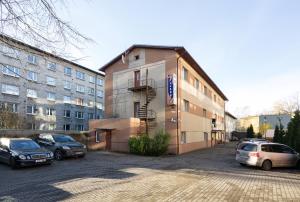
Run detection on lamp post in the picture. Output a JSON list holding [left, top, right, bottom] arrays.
[[264, 116, 267, 139]]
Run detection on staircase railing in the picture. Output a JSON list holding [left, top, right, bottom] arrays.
[[128, 77, 156, 89]]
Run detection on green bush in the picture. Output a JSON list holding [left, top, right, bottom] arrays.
[[128, 130, 170, 156]]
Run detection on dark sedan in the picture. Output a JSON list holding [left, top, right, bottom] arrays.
[[36, 134, 87, 160], [0, 138, 53, 169]]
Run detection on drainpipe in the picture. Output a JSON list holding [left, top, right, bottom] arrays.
[[176, 54, 182, 155]]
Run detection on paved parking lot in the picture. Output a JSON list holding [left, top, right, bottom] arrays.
[[1, 142, 300, 202]]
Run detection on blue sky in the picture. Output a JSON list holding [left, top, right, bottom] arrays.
[[58, 0, 300, 116]]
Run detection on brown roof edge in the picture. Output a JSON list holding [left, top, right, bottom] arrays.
[[99, 44, 228, 101], [0, 34, 104, 76]]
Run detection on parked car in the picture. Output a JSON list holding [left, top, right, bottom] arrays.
[[0, 138, 53, 169], [236, 142, 300, 170], [36, 134, 87, 160], [235, 138, 268, 150]]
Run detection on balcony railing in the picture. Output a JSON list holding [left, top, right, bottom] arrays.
[[128, 77, 156, 91]]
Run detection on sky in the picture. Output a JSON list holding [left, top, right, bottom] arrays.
[[56, 0, 300, 117]]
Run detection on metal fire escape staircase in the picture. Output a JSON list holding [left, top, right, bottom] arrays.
[[128, 77, 157, 134]]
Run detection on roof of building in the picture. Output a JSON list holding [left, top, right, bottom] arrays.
[[225, 111, 237, 120], [99, 44, 228, 101], [0, 34, 104, 76]]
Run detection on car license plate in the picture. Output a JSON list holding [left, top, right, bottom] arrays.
[[76, 152, 83, 155], [36, 159, 46, 163]]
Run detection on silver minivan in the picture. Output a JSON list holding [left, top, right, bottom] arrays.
[[236, 142, 300, 170]]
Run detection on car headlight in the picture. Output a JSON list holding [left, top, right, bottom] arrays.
[[62, 146, 70, 150], [26, 155, 31, 160], [83, 144, 86, 149], [47, 153, 50, 158], [49, 152, 54, 157], [19, 155, 26, 160]]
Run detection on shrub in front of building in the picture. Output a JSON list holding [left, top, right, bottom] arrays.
[[128, 130, 170, 156]]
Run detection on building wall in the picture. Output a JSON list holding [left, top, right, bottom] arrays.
[[0, 40, 104, 131], [225, 115, 237, 140]]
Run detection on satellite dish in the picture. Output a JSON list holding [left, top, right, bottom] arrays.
[[122, 54, 126, 64]]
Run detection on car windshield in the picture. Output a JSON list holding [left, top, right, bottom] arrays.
[[53, 135, 75, 143], [10, 140, 40, 150]]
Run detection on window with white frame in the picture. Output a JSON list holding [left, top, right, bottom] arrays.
[[182, 67, 188, 81], [181, 132, 187, 144], [88, 113, 94, 119], [76, 71, 85, 80], [2, 45, 19, 58], [97, 90, 103, 98], [27, 105, 38, 115], [27, 89, 38, 98], [75, 124, 84, 131], [1, 84, 19, 95], [89, 75, 95, 83], [194, 78, 199, 90], [46, 76, 56, 86], [183, 99, 189, 112], [88, 100, 94, 107], [46, 108, 56, 116], [64, 80, 71, 90], [75, 111, 84, 119], [28, 55, 37, 64], [87, 87, 94, 95], [2, 65, 20, 77], [47, 62, 56, 71], [95, 131, 101, 142], [64, 67, 72, 76], [0, 102, 18, 113], [64, 110, 71, 118], [47, 92, 55, 101], [97, 78, 103, 86], [75, 98, 84, 106], [63, 96, 71, 104], [96, 102, 103, 110], [76, 84, 85, 93], [27, 71, 38, 82], [64, 124, 71, 131]]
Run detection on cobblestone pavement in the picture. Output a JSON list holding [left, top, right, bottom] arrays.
[[1, 143, 300, 202]]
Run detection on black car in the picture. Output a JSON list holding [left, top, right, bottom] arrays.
[[0, 138, 53, 169], [36, 134, 87, 160]]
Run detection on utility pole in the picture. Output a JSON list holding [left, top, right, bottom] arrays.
[[145, 69, 149, 135]]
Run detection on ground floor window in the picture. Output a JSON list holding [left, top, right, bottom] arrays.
[[95, 131, 101, 143], [64, 124, 71, 131], [181, 132, 186, 144]]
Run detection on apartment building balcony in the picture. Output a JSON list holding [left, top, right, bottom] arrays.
[[128, 78, 156, 92]]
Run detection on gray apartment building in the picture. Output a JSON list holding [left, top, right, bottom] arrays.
[[0, 35, 104, 131]]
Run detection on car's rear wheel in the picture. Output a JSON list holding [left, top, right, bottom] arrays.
[[54, 150, 63, 161], [262, 160, 272, 171], [9, 157, 18, 169], [240, 163, 246, 166]]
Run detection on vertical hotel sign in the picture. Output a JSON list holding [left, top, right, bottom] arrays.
[[167, 74, 177, 105]]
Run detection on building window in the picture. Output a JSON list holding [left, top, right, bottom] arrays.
[[28, 55, 37, 64], [88, 113, 94, 119], [48, 123, 56, 130], [76, 71, 85, 80], [47, 62, 56, 71], [63, 96, 71, 104], [97, 90, 103, 98], [46, 76, 56, 86], [87, 87, 95, 95], [27, 71, 38, 82], [64, 124, 71, 131], [27, 89, 38, 98], [96, 102, 103, 110], [75, 111, 84, 119], [134, 55, 140, 60], [64, 80, 71, 90], [89, 75, 95, 83], [2, 65, 20, 77], [97, 78, 103, 86], [183, 99, 189, 112], [47, 92, 56, 101], [27, 123, 36, 130], [76, 84, 85, 93], [203, 108, 207, 118], [204, 86, 208, 96], [64, 110, 71, 118], [194, 78, 199, 90], [88, 100, 94, 107], [181, 132, 186, 144], [95, 131, 101, 142], [27, 105, 38, 115], [2, 45, 19, 58], [0, 102, 18, 113], [64, 67, 72, 76], [1, 84, 19, 96], [75, 124, 84, 131], [182, 67, 188, 81], [75, 98, 84, 106], [46, 108, 56, 116]]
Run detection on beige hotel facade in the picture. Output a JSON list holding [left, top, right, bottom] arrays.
[[89, 45, 228, 154]]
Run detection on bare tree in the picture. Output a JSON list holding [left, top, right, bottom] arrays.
[[0, 104, 25, 129], [0, 0, 92, 54], [273, 93, 300, 115]]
